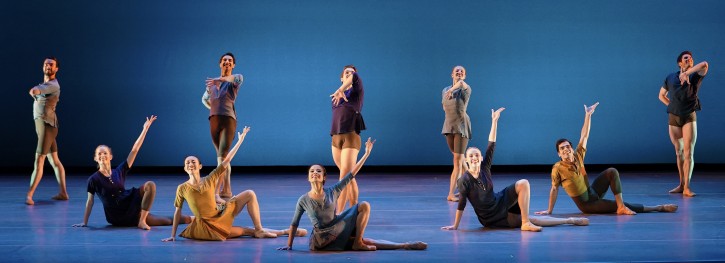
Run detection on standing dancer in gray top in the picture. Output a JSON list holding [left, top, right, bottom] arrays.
[[27, 57, 68, 205], [442, 65, 471, 202], [202, 52, 243, 203]]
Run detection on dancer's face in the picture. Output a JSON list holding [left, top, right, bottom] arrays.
[[308, 165, 326, 184], [557, 141, 574, 161], [340, 68, 355, 83], [219, 55, 235, 73], [43, 59, 58, 77], [451, 66, 466, 81], [678, 54, 694, 71], [94, 146, 113, 164], [184, 156, 201, 174], [465, 148, 482, 169]]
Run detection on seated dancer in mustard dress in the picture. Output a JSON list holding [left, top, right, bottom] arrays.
[[163, 127, 306, 241]]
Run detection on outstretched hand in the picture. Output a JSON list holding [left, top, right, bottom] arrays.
[[441, 225, 457, 231], [364, 137, 376, 155], [584, 102, 599, 114], [161, 237, 175, 242], [330, 90, 348, 107], [143, 115, 157, 130], [206, 77, 221, 88], [491, 107, 505, 121], [240, 126, 251, 138]]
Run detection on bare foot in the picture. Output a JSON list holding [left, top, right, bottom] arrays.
[[661, 204, 678, 212], [403, 241, 428, 250], [683, 190, 696, 197], [352, 241, 376, 251], [295, 228, 308, 237], [568, 217, 589, 226], [254, 230, 277, 238], [446, 195, 459, 202], [138, 222, 151, 230], [51, 193, 69, 201], [669, 185, 684, 193], [520, 222, 542, 232], [25, 197, 35, 205], [617, 206, 637, 215]]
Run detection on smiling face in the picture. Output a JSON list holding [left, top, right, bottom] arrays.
[[94, 145, 113, 165], [451, 66, 466, 81], [219, 54, 235, 75], [556, 140, 574, 162], [465, 147, 482, 170], [308, 164, 326, 185], [43, 58, 58, 78], [184, 156, 201, 174]]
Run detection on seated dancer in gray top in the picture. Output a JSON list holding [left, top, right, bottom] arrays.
[[442, 108, 589, 232], [278, 138, 427, 251]]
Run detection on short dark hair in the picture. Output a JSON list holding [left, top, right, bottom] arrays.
[[555, 138, 572, 153], [45, 56, 59, 67], [340, 64, 357, 78], [677, 51, 692, 63], [219, 52, 235, 64]]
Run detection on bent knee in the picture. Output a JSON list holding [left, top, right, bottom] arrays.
[[358, 201, 370, 212], [605, 168, 619, 177], [144, 181, 156, 190], [516, 179, 530, 189], [242, 190, 257, 199]]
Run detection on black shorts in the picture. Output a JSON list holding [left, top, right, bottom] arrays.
[[668, 112, 696, 127]]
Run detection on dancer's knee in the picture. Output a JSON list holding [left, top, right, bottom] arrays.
[[516, 179, 530, 191], [358, 201, 370, 213], [144, 181, 156, 193], [605, 168, 619, 178]]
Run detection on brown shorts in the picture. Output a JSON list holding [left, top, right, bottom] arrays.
[[668, 112, 696, 127], [331, 132, 361, 150], [445, 133, 469, 154]]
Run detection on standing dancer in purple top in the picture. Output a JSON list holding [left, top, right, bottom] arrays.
[[330, 65, 366, 213], [658, 51, 709, 197], [26, 57, 68, 205], [202, 52, 243, 203]]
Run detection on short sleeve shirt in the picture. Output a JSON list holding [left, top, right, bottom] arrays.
[[330, 72, 365, 135], [551, 143, 589, 197], [663, 71, 705, 116], [441, 85, 471, 138], [204, 74, 243, 119], [32, 79, 60, 127]]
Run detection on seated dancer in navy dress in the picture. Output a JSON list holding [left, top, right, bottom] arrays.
[[278, 138, 427, 251], [443, 108, 589, 232], [73, 116, 191, 230]]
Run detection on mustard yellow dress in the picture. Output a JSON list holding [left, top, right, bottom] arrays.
[[174, 166, 237, 241]]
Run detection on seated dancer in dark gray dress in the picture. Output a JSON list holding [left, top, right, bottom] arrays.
[[442, 108, 589, 232], [278, 139, 427, 251], [72, 116, 191, 230]]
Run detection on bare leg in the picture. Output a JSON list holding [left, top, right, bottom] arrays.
[[681, 122, 697, 197], [27, 154, 47, 205], [642, 204, 679, 212], [137, 181, 157, 230], [352, 202, 375, 251], [515, 179, 542, 232], [363, 238, 427, 250], [341, 148, 360, 207], [530, 215, 589, 226], [668, 125, 685, 193], [47, 152, 68, 200], [447, 153, 463, 202], [231, 190, 276, 238]]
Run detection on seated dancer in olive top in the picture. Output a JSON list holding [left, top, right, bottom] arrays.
[[73, 115, 190, 230], [443, 108, 589, 232], [163, 127, 306, 241], [536, 103, 678, 216], [278, 138, 427, 251]]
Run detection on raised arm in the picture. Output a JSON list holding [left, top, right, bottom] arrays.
[[578, 102, 598, 149], [126, 115, 157, 168], [680, 61, 709, 85], [72, 193, 95, 227], [220, 126, 251, 167], [162, 206, 184, 242], [351, 138, 375, 176], [489, 108, 505, 142]]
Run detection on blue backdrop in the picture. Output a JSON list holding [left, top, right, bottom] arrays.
[[2, 0, 724, 167]]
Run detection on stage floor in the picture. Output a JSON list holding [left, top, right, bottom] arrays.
[[3, 169, 724, 262]]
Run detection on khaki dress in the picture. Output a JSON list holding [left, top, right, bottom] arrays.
[[175, 166, 237, 241]]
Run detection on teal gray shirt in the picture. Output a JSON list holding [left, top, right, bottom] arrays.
[[32, 79, 60, 127], [441, 85, 471, 138], [202, 74, 243, 119]]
